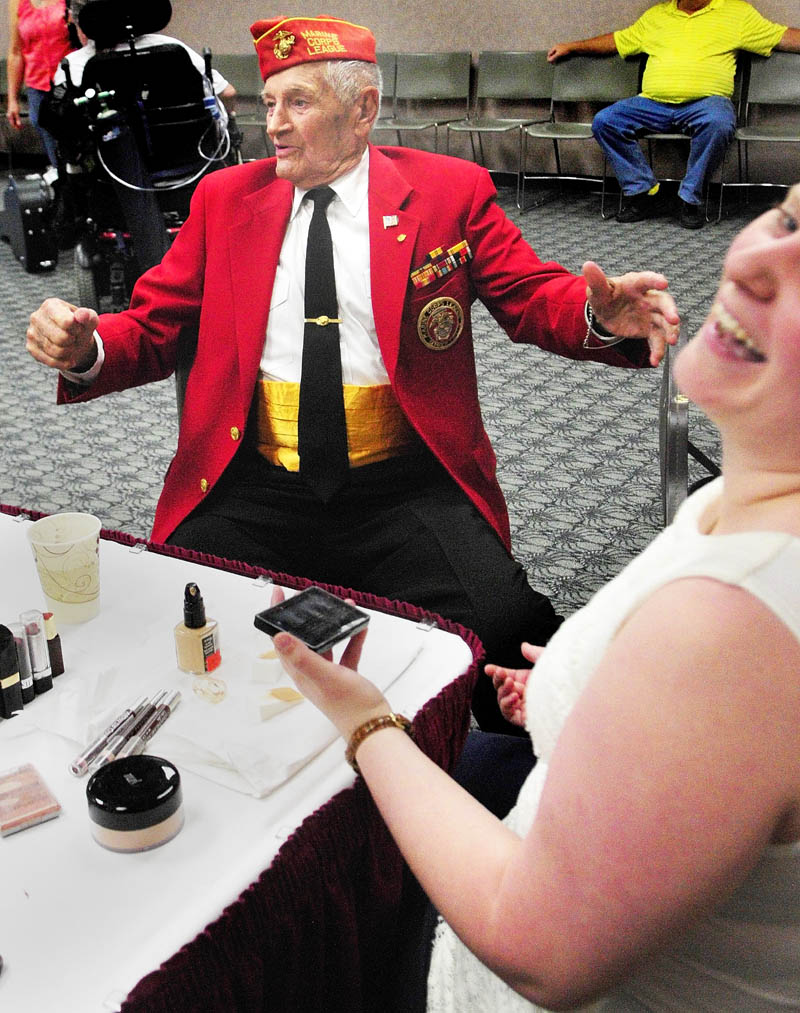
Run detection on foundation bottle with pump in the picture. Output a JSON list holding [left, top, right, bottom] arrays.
[[174, 583, 221, 675]]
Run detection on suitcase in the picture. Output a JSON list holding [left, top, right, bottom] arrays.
[[0, 174, 58, 272]]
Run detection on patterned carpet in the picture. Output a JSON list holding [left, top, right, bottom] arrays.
[[0, 175, 769, 616]]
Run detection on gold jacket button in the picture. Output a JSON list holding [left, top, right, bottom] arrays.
[[200, 478, 209, 493], [230, 426, 240, 441]]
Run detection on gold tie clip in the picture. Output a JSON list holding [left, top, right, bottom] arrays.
[[304, 315, 342, 326]]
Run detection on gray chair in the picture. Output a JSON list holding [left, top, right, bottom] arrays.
[[371, 51, 471, 152], [445, 51, 553, 208], [520, 55, 640, 211], [375, 50, 396, 126], [715, 51, 800, 221], [212, 52, 270, 157]]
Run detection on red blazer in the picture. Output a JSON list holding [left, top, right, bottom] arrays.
[[59, 146, 648, 549]]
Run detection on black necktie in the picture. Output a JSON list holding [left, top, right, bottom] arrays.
[[297, 186, 349, 501]]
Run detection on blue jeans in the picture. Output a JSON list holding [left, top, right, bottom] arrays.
[[26, 86, 60, 168], [592, 95, 736, 206]]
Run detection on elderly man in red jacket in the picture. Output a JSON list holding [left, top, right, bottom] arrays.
[[27, 15, 678, 729]]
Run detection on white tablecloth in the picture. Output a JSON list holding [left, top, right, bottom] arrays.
[[0, 512, 473, 1012]]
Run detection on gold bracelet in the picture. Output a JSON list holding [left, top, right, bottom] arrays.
[[345, 712, 413, 774]]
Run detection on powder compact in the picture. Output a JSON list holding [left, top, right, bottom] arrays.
[[86, 755, 183, 853]]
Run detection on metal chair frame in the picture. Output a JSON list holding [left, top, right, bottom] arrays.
[[520, 55, 640, 212], [371, 51, 471, 153], [374, 50, 397, 131], [659, 331, 721, 525], [445, 51, 553, 208], [714, 51, 800, 222]]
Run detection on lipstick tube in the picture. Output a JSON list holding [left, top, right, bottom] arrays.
[[0, 625, 25, 719], [8, 622, 34, 705], [42, 612, 65, 677], [20, 610, 52, 695]]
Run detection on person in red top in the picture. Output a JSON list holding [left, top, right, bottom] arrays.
[[25, 14, 680, 730], [6, 0, 73, 166]]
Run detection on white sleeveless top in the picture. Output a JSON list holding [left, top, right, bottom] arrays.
[[426, 479, 800, 1012]]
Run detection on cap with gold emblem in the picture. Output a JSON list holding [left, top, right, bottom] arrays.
[[250, 15, 377, 82]]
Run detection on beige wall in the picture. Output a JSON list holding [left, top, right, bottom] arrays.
[[2, 1, 797, 57], [170, 1, 798, 55]]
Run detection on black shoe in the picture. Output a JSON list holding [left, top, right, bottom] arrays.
[[616, 189, 669, 223], [678, 199, 705, 230]]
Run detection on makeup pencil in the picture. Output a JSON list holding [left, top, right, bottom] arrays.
[[116, 691, 181, 759], [88, 691, 167, 772], [70, 695, 149, 776]]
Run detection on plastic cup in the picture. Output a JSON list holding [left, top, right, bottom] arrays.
[[26, 513, 101, 624]]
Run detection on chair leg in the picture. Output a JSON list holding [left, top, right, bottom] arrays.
[[600, 156, 617, 219], [516, 126, 523, 209], [519, 130, 528, 210], [688, 440, 721, 478], [712, 145, 729, 223], [518, 131, 564, 212], [552, 138, 562, 177], [743, 140, 750, 203]]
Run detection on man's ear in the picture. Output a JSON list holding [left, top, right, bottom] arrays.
[[354, 86, 379, 137]]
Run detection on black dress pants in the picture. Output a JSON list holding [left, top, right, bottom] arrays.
[[168, 446, 562, 730]]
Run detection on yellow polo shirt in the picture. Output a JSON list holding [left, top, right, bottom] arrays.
[[614, 0, 787, 103]]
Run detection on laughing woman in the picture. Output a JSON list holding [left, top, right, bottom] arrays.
[[275, 187, 800, 1012]]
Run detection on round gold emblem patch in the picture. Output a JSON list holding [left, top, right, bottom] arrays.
[[417, 296, 464, 351]]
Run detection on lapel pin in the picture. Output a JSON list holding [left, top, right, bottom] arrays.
[[397, 234, 407, 243], [382, 215, 399, 229]]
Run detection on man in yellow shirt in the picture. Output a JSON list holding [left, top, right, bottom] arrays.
[[549, 0, 800, 228]]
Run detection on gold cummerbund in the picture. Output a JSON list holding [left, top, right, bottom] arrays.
[[254, 379, 422, 470]]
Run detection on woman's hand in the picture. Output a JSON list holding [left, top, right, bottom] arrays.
[[486, 642, 545, 727], [273, 629, 388, 742], [6, 98, 22, 130], [269, 587, 388, 742]]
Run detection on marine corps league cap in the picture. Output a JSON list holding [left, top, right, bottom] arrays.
[[250, 15, 377, 81]]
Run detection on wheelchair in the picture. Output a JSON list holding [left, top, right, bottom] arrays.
[[57, 41, 241, 312]]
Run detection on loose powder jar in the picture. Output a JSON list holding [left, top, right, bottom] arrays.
[[86, 755, 183, 852]]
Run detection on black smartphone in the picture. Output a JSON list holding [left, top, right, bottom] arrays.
[[253, 587, 370, 654]]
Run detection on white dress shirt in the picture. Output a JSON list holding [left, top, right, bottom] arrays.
[[261, 148, 389, 386]]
